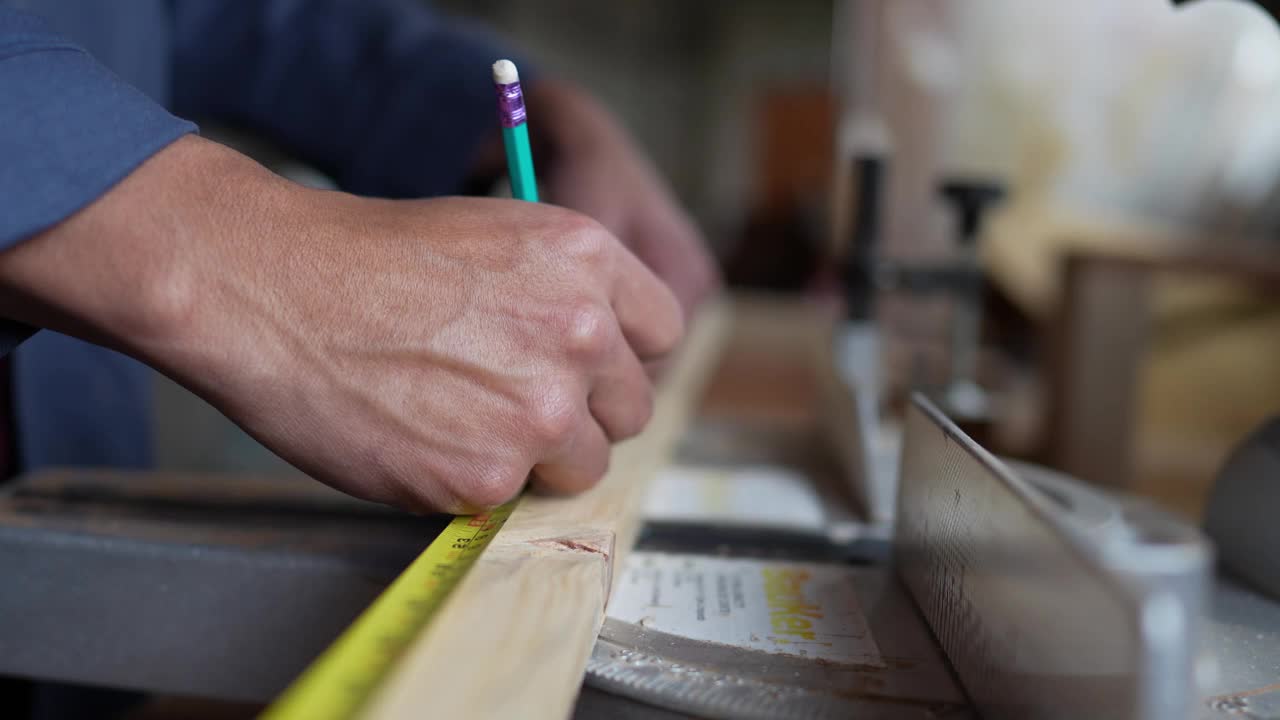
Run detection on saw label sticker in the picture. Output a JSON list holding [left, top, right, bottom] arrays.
[[608, 552, 884, 665]]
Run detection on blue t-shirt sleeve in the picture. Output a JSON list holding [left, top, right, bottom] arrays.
[[0, 8, 196, 247], [170, 0, 531, 199], [0, 8, 196, 353]]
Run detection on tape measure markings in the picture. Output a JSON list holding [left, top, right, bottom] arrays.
[[262, 499, 517, 720]]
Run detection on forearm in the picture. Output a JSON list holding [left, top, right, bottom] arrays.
[[0, 125, 683, 513], [0, 135, 283, 366], [0, 7, 204, 356]]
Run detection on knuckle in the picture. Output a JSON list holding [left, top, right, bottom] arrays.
[[528, 384, 581, 447], [371, 454, 466, 515], [554, 213, 611, 265], [559, 300, 615, 360], [451, 461, 524, 509]]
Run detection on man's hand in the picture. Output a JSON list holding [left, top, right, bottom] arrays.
[[525, 81, 721, 318], [0, 135, 683, 513]]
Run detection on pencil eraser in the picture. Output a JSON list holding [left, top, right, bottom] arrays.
[[492, 59, 519, 85]]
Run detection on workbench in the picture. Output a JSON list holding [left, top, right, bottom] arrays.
[[2, 296, 1279, 719]]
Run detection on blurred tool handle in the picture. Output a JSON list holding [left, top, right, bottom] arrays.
[[935, 177, 1007, 422], [843, 155, 885, 321]]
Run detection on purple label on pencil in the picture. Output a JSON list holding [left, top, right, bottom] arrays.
[[495, 82, 527, 128]]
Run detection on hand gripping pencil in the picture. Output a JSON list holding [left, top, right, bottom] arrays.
[[492, 59, 539, 202]]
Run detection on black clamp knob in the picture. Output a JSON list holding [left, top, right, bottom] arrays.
[[938, 179, 1006, 246]]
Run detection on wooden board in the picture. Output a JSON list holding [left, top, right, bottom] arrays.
[[362, 298, 732, 720]]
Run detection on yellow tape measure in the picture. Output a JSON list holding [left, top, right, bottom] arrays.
[[262, 500, 517, 720]]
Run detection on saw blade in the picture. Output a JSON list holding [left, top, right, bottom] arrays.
[[586, 551, 971, 719]]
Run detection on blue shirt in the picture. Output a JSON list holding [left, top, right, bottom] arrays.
[[0, 0, 518, 471]]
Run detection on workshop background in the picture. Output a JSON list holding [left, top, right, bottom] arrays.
[[6, 2, 1280, 720], [159, 0, 1280, 523]]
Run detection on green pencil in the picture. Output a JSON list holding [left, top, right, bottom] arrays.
[[492, 59, 539, 202]]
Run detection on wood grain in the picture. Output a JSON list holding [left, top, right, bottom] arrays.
[[362, 298, 732, 720]]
